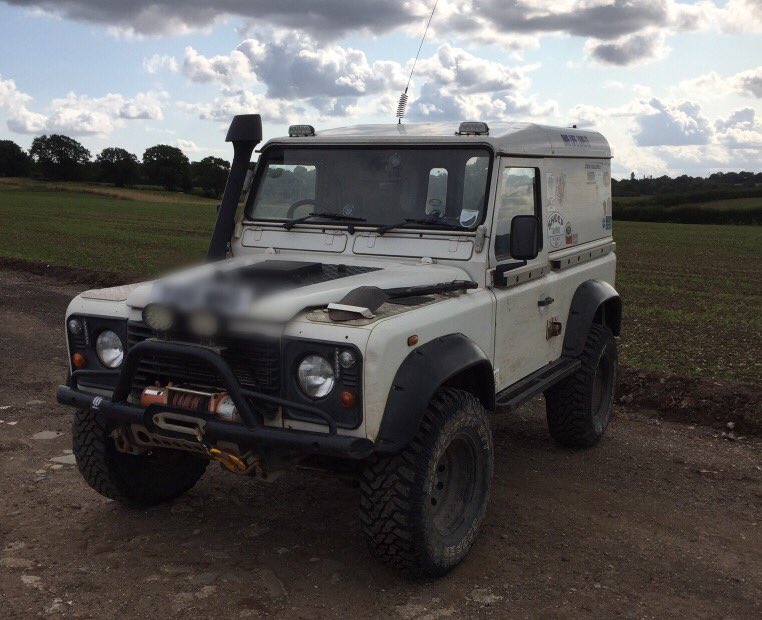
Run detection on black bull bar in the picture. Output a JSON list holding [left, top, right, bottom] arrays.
[[56, 340, 374, 459]]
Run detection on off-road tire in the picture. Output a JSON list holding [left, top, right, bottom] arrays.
[[72, 408, 208, 506], [360, 388, 493, 577], [545, 323, 617, 447]]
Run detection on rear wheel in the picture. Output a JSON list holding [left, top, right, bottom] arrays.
[[72, 408, 208, 506], [545, 323, 617, 447], [360, 388, 493, 577]]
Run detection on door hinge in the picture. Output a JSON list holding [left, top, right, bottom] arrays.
[[546, 318, 562, 340], [474, 225, 488, 253]]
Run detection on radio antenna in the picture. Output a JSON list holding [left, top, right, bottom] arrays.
[[396, 0, 438, 124]]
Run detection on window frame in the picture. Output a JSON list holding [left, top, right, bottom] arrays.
[[243, 143, 495, 231], [493, 164, 543, 262]]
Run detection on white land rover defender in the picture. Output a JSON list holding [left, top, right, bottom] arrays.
[[57, 115, 621, 576]]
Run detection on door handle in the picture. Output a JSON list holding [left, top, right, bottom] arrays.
[[538, 296, 554, 307]]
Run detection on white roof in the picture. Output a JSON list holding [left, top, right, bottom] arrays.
[[264, 122, 611, 158]]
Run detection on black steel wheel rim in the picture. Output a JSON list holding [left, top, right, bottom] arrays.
[[429, 434, 479, 537], [591, 348, 613, 430]]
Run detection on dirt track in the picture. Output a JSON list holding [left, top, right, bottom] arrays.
[[1, 267, 760, 619]]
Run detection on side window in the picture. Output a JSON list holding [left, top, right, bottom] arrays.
[[254, 164, 317, 218], [494, 167, 539, 261], [425, 168, 448, 215]]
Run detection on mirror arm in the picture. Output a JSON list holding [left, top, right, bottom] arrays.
[[493, 260, 527, 287]]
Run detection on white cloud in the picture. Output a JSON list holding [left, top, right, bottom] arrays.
[[715, 108, 762, 149], [406, 44, 557, 121], [0, 76, 47, 133], [732, 66, 762, 99], [634, 98, 713, 146], [568, 99, 653, 128], [143, 53, 178, 74], [118, 91, 166, 120], [674, 66, 762, 102], [179, 32, 408, 110], [565, 94, 761, 176], [409, 83, 558, 122], [586, 30, 669, 66], [236, 31, 407, 99], [183, 46, 255, 85], [413, 44, 531, 94], [0, 77, 166, 136], [43, 91, 165, 135], [176, 39, 558, 125], [722, 0, 762, 33], [178, 88, 304, 125], [175, 138, 202, 153]]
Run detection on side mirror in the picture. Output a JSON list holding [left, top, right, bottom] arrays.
[[509, 214, 540, 261]]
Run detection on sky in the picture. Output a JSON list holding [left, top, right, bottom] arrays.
[[0, 1, 760, 178]]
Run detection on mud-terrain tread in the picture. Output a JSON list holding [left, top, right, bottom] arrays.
[[72, 408, 208, 506], [545, 323, 616, 447], [359, 388, 492, 576]]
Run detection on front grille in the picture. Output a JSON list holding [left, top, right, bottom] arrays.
[[126, 321, 281, 400]]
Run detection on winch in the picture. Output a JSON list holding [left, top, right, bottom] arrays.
[[139, 383, 241, 423]]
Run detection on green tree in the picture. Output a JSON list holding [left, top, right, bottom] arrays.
[[190, 156, 230, 198], [30, 134, 91, 181], [0, 140, 31, 177], [96, 147, 139, 187], [142, 145, 190, 191]]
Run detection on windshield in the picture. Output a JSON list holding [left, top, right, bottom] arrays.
[[245, 146, 491, 230]]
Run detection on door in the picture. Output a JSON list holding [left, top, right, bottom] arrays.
[[490, 159, 556, 392]]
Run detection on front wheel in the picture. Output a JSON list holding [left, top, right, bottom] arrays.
[[72, 408, 208, 506], [360, 388, 493, 577], [545, 323, 617, 447]]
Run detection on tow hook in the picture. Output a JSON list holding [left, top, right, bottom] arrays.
[[193, 427, 252, 474], [208, 448, 248, 473]]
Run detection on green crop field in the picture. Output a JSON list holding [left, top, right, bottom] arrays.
[[615, 221, 761, 382], [1, 183, 760, 382], [0, 185, 217, 277]]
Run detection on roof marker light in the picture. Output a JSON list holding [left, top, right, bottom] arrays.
[[456, 121, 489, 136], [288, 124, 316, 137]]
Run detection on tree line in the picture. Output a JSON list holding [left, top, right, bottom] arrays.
[[0, 135, 231, 198], [613, 171, 762, 198]]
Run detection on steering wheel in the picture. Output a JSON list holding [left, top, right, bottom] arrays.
[[286, 198, 320, 218]]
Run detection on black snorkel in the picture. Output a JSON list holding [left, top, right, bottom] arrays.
[[206, 114, 262, 261]]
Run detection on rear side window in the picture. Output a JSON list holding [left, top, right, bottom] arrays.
[[494, 167, 539, 261]]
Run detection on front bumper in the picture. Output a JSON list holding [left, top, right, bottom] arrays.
[[56, 340, 374, 459]]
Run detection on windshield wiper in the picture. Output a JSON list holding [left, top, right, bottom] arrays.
[[376, 217, 464, 235], [283, 212, 367, 231]]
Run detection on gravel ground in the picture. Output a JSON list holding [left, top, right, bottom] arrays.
[[0, 268, 760, 619]]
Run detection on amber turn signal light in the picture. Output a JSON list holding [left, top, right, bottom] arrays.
[[72, 352, 86, 369], [407, 335, 418, 346], [340, 390, 357, 408]]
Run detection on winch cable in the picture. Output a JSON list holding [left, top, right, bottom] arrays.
[[396, 0, 439, 123]]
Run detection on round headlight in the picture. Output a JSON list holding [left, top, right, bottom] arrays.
[[142, 303, 174, 332], [187, 310, 220, 338], [297, 355, 335, 399], [95, 330, 124, 368]]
